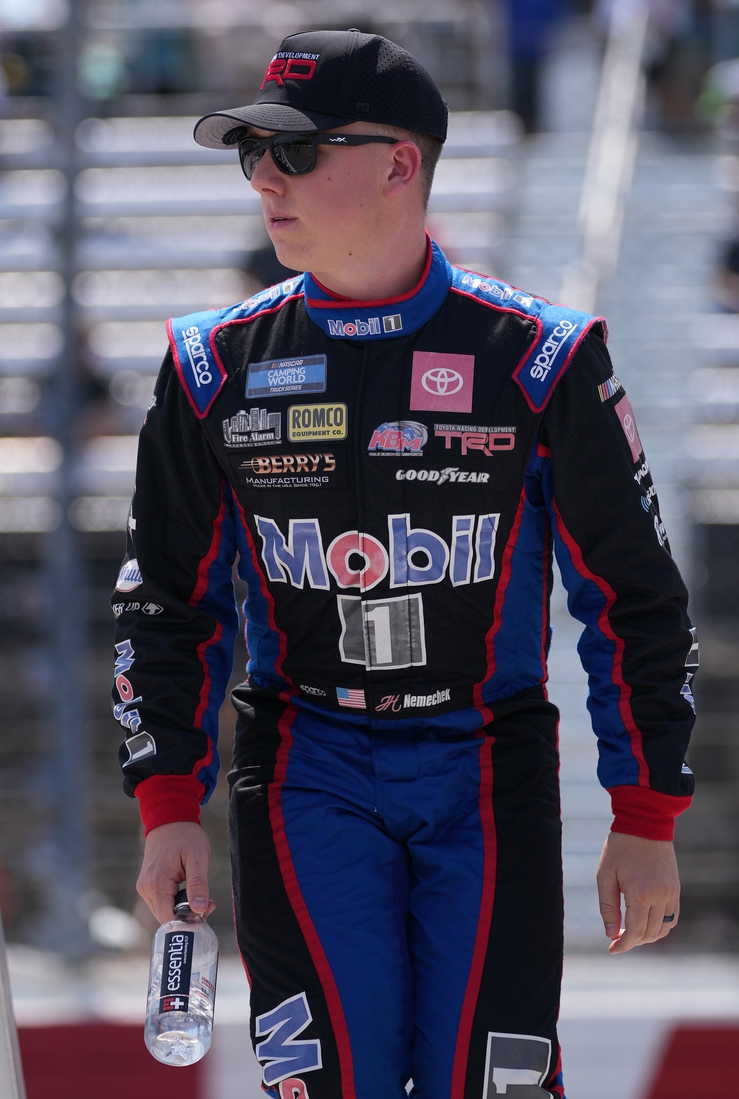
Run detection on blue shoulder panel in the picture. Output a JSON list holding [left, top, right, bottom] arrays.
[[167, 275, 305, 419], [513, 303, 604, 413], [451, 269, 605, 414]]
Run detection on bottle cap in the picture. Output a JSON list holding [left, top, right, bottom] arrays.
[[173, 888, 190, 915]]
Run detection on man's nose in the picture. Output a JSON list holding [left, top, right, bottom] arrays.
[[250, 149, 286, 195]]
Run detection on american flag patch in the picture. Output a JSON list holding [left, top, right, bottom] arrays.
[[336, 687, 366, 709], [598, 374, 622, 402]]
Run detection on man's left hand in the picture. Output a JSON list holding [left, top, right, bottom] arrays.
[[596, 832, 680, 953]]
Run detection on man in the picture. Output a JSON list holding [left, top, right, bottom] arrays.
[[114, 29, 696, 1099]]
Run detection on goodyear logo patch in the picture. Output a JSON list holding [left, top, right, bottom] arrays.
[[288, 402, 348, 442]]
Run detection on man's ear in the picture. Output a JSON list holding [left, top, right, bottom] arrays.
[[385, 140, 422, 196]]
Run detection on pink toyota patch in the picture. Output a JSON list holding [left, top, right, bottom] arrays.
[[410, 351, 475, 413], [614, 394, 643, 462]]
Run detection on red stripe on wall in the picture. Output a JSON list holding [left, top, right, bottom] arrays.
[[269, 704, 357, 1099], [450, 737, 497, 1099], [19, 1024, 200, 1099], [643, 1025, 739, 1099], [551, 500, 649, 786]]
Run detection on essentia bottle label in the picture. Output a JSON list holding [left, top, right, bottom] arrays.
[[159, 930, 194, 1013]]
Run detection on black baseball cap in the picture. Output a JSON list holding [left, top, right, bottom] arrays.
[[194, 29, 448, 148]]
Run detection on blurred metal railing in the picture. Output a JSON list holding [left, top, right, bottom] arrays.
[[561, 0, 648, 312], [0, 94, 521, 940], [0, 109, 521, 534]]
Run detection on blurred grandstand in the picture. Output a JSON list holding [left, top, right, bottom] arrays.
[[1, 0, 739, 1096]]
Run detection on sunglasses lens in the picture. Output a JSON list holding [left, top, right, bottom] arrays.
[[273, 136, 314, 174], [239, 142, 264, 180]]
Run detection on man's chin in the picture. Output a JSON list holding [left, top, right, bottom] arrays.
[[270, 238, 311, 274]]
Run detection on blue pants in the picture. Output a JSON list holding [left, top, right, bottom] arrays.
[[228, 686, 565, 1099]]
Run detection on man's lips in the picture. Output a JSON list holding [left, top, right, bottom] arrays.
[[267, 215, 296, 228]]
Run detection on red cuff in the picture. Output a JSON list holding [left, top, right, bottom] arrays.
[[135, 775, 205, 835], [608, 785, 692, 842]]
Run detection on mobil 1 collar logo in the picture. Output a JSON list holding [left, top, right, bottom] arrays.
[[229, 449, 347, 489], [246, 355, 327, 398], [159, 930, 194, 1014]]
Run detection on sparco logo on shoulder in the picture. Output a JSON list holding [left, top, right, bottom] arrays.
[[182, 326, 212, 388], [529, 319, 577, 381]]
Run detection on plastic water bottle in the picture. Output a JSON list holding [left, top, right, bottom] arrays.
[[144, 887, 219, 1066]]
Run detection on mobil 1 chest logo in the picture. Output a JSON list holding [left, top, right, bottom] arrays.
[[246, 354, 326, 398], [229, 448, 346, 489], [159, 930, 194, 1014]]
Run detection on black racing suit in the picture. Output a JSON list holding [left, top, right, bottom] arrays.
[[112, 238, 695, 1099]]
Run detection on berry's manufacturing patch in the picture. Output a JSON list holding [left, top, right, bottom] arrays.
[[228, 448, 346, 489]]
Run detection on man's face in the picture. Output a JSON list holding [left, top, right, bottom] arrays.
[[247, 122, 402, 279]]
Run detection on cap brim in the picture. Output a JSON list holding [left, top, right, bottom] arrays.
[[194, 104, 357, 148]]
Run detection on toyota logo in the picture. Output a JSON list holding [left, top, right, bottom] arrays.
[[421, 368, 464, 396]]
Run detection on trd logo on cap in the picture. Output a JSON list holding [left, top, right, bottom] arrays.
[[261, 52, 320, 89]]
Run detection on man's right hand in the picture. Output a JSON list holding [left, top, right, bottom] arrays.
[[136, 820, 215, 924]]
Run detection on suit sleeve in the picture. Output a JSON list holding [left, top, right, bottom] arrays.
[[112, 350, 239, 833], [531, 331, 696, 841]]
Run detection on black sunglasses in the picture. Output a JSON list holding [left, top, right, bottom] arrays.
[[229, 131, 399, 180]]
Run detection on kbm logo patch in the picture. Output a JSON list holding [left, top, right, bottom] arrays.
[[288, 403, 347, 442], [368, 420, 427, 455], [482, 1032, 552, 1097]]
